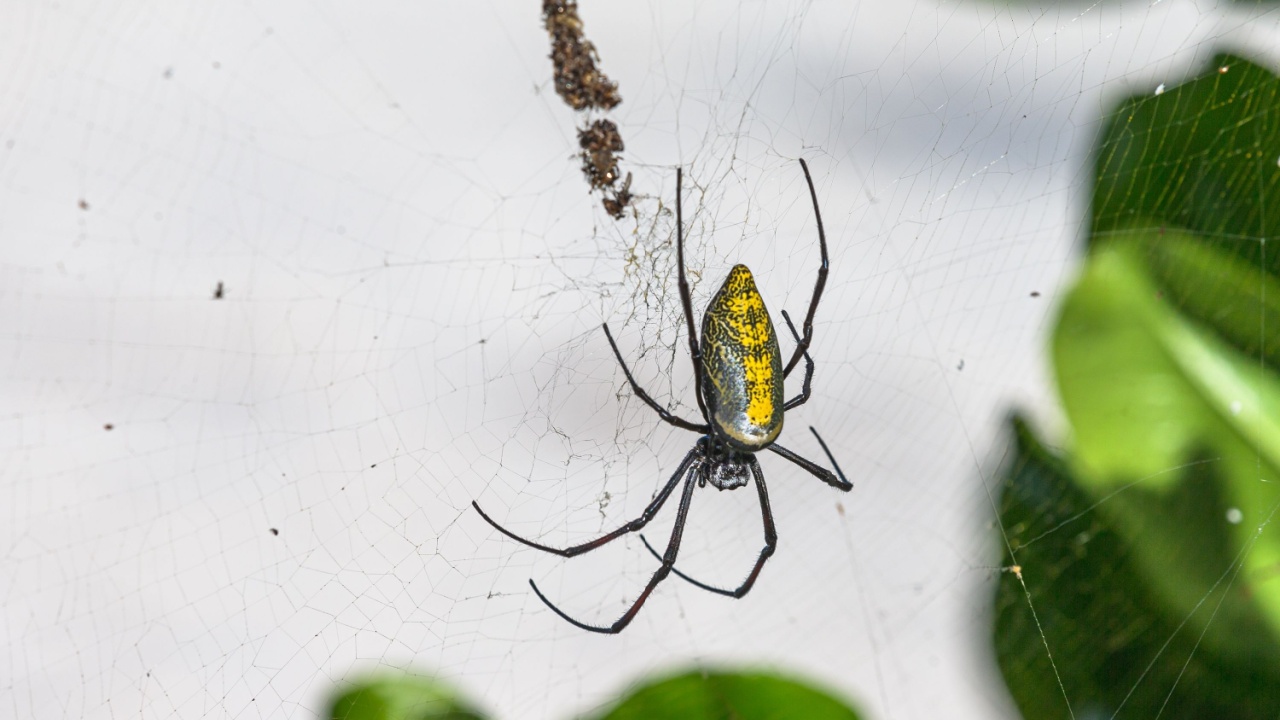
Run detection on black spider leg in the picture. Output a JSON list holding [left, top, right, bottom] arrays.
[[766, 432, 853, 492], [674, 167, 712, 423], [529, 457, 701, 634], [779, 309, 814, 411], [640, 455, 777, 598], [600, 323, 709, 433], [806, 426, 853, 489], [471, 445, 699, 558], [782, 158, 830, 379]]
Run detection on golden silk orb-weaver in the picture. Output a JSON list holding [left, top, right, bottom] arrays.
[[473, 159, 852, 633]]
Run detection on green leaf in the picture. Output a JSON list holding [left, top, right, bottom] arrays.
[[994, 49, 1280, 719], [1129, 226, 1280, 371], [994, 417, 1280, 719], [1053, 238, 1280, 656], [587, 670, 862, 720], [326, 674, 486, 720], [1093, 53, 1280, 365], [1093, 54, 1280, 262]]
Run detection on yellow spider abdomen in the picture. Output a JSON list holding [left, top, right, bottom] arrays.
[[699, 265, 784, 450]]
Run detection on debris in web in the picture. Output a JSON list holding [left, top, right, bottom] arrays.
[[543, 0, 620, 111], [578, 119, 623, 189], [541, 0, 634, 219], [600, 171, 632, 220]]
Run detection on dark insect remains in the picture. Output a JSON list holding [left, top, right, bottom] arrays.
[[474, 159, 852, 633]]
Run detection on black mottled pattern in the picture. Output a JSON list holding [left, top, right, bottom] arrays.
[[699, 264, 785, 450]]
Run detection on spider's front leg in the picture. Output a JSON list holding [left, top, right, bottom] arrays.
[[641, 455, 778, 599], [531, 461, 701, 634], [472, 445, 700, 557]]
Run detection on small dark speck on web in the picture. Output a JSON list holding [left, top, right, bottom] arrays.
[[213, 281, 224, 299], [78, 199, 89, 210], [479, 338, 487, 345], [957, 359, 965, 371], [1030, 291, 1040, 297], [269, 528, 279, 536], [836, 502, 845, 517], [370, 464, 376, 468], [103, 423, 114, 431], [163, 67, 173, 79]]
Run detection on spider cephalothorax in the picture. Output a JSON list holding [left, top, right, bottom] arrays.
[[694, 437, 753, 491], [473, 159, 852, 633]]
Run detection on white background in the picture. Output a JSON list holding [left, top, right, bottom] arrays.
[[4, 1, 1278, 718]]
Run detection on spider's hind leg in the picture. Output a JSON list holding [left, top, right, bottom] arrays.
[[602, 323, 708, 432], [780, 309, 815, 409], [781, 158, 830, 378]]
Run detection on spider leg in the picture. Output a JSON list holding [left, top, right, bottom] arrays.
[[782, 158, 829, 378], [767, 427, 853, 491], [806, 426, 853, 488], [779, 309, 814, 411], [602, 323, 709, 433], [472, 445, 700, 558], [530, 461, 700, 633], [639, 455, 777, 599], [675, 167, 712, 423]]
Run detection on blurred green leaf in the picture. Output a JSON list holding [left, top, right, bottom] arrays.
[[994, 417, 1280, 719], [1093, 54, 1280, 256], [1055, 237, 1280, 477], [1128, 225, 1280, 371], [1093, 53, 1280, 365], [995, 51, 1280, 717], [587, 670, 861, 720], [326, 674, 486, 720], [1062, 125, 1280, 661]]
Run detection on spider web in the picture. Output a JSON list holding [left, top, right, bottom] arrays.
[[4, 1, 1279, 719]]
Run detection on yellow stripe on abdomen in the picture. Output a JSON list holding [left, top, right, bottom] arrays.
[[741, 354, 775, 426]]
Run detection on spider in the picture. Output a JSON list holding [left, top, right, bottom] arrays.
[[473, 158, 852, 633]]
